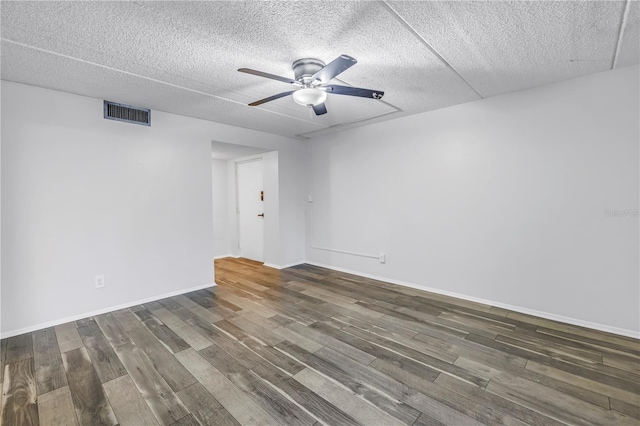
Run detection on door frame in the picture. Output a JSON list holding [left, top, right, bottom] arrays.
[[226, 151, 280, 266], [235, 158, 264, 262]]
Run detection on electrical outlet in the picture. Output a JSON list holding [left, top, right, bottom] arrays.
[[94, 275, 106, 289], [379, 253, 386, 264]]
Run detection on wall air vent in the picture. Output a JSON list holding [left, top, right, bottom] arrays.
[[104, 101, 151, 126]]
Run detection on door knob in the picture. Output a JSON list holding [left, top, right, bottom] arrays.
[[258, 213, 264, 217]]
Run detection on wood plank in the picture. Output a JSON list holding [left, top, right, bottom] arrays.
[[37, 386, 78, 426], [236, 370, 317, 426], [131, 308, 155, 322], [151, 308, 213, 351], [508, 312, 640, 351], [239, 311, 323, 353], [32, 328, 67, 395], [184, 317, 264, 369], [502, 327, 606, 363], [102, 374, 159, 426], [466, 333, 640, 394], [169, 414, 200, 426], [299, 285, 360, 304], [293, 368, 406, 426], [200, 290, 243, 312], [381, 303, 497, 340], [158, 297, 184, 312], [174, 348, 279, 425], [604, 353, 640, 374], [376, 310, 468, 341], [127, 327, 196, 392], [1, 339, 7, 384], [433, 373, 565, 426], [227, 316, 284, 346], [112, 342, 188, 425], [495, 333, 603, 365], [76, 323, 127, 383], [74, 318, 95, 328], [526, 360, 640, 407], [457, 354, 635, 426], [54, 323, 83, 354], [298, 297, 387, 323], [143, 301, 165, 312], [413, 413, 447, 426], [611, 397, 640, 420], [286, 322, 376, 365], [310, 322, 441, 383], [332, 314, 458, 363], [222, 295, 281, 320], [111, 308, 144, 332], [199, 344, 316, 425], [276, 341, 420, 425], [6, 334, 34, 363], [536, 327, 640, 357], [173, 295, 225, 324], [214, 320, 305, 375], [94, 313, 132, 347], [142, 316, 191, 354], [370, 358, 501, 426], [328, 346, 526, 423], [207, 343, 314, 423], [486, 377, 637, 425], [1, 358, 39, 426], [211, 257, 640, 426], [315, 345, 418, 401], [342, 325, 486, 386], [251, 362, 361, 426], [61, 347, 117, 426], [176, 382, 239, 426]]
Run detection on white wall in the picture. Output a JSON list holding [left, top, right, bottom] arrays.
[[307, 65, 640, 335], [1, 81, 307, 336], [279, 147, 310, 267], [211, 159, 229, 257]]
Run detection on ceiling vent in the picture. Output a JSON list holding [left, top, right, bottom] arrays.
[[104, 101, 150, 126]]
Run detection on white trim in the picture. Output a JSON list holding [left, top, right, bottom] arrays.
[[263, 261, 306, 270], [305, 261, 640, 339], [0, 282, 217, 339], [310, 245, 379, 260], [214, 254, 232, 259]]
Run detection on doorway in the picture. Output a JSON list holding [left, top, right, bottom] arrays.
[[236, 159, 264, 262]]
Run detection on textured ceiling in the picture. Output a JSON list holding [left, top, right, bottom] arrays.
[[1, 1, 637, 139]]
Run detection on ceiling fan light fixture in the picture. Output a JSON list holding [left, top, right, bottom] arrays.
[[292, 88, 327, 107]]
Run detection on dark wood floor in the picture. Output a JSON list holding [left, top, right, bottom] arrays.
[[2, 258, 639, 426]]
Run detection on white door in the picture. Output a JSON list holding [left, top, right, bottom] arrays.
[[237, 159, 264, 262]]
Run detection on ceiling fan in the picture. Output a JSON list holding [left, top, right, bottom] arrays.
[[238, 54, 384, 116]]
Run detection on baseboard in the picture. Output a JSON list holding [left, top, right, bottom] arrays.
[[0, 282, 217, 339], [214, 254, 232, 259], [305, 261, 640, 339], [263, 261, 306, 270]]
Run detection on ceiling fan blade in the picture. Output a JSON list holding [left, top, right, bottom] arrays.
[[238, 68, 300, 85], [312, 103, 327, 115], [311, 55, 357, 83], [248, 91, 296, 106], [323, 84, 384, 100]]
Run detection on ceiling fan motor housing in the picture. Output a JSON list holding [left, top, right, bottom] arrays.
[[292, 58, 325, 84]]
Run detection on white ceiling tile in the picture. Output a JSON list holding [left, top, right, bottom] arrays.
[[1, 1, 636, 138], [388, 1, 627, 97], [0, 40, 323, 138], [616, 0, 640, 69]]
